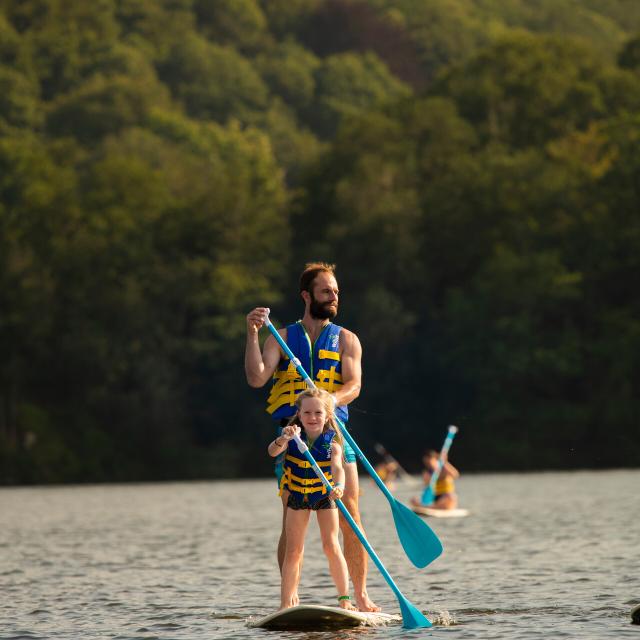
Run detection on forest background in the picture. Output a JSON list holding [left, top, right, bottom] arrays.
[[1, 0, 639, 484]]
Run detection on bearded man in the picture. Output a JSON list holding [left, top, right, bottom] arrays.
[[245, 262, 380, 612]]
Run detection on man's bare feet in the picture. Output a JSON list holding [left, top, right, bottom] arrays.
[[355, 593, 381, 612]]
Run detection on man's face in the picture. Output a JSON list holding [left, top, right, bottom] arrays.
[[309, 273, 339, 320]]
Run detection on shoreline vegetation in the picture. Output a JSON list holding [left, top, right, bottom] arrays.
[[1, 0, 639, 484]]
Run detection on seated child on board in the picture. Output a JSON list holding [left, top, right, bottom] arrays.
[[268, 388, 357, 611], [412, 449, 460, 510]]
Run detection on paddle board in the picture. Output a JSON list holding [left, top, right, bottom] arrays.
[[412, 505, 469, 518], [248, 604, 401, 629]]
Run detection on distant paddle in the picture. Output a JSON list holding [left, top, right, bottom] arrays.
[[291, 433, 432, 629], [421, 426, 458, 506], [264, 312, 443, 569]]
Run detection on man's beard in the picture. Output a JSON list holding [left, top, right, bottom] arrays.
[[310, 295, 337, 320]]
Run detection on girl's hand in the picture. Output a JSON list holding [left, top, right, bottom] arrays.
[[281, 424, 300, 441], [330, 483, 344, 500]]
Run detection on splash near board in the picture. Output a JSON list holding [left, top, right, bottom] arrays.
[[248, 604, 401, 630], [412, 505, 469, 518]]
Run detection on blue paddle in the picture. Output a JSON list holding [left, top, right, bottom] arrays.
[[291, 433, 432, 629], [264, 313, 443, 569], [421, 426, 458, 506]]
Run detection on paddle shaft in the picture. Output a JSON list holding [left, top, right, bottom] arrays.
[[291, 434, 431, 628], [422, 426, 458, 502]]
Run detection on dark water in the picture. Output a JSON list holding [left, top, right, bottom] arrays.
[[1, 470, 638, 639]]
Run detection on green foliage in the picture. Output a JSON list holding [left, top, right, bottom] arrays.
[[158, 35, 269, 122], [1, 0, 639, 481], [311, 51, 412, 136], [0, 66, 42, 129], [194, 0, 270, 52], [435, 32, 640, 147], [256, 40, 320, 115], [618, 34, 640, 70], [10, 0, 120, 99]]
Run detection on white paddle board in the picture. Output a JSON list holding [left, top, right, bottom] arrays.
[[412, 505, 469, 518], [248, 604, 401, 629]]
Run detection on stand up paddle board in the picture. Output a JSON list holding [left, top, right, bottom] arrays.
[[412, 505, 469, 518], [248, 604, 401, 630]]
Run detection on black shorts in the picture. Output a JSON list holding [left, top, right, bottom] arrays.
[[287, 493, 336, 511]]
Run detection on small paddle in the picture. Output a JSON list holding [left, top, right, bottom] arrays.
[[420, 425, 458, 506], [291, 433, 432, 629], [264, 313, 443, 569]]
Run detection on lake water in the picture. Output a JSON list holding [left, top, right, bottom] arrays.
[[1, 470, 638, 639]]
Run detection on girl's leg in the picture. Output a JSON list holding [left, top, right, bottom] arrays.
[[317, 508, 356, 610], [280, 507, 310, 610]]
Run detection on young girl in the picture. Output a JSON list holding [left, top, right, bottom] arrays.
[[267, 388, 357, 611]]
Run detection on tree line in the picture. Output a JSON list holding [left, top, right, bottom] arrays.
[[1, 0, 639, 483]]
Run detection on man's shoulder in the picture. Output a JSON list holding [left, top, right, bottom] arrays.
[[336, 325, 361, 351]]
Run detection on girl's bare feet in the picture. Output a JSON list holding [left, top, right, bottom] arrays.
[[338, 596, 357, 611]]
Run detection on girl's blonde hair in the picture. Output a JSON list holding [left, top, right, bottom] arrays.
[[289, 388, 343, 446]]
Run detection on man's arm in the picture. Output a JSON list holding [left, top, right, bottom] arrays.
[[244, 307, 284, 388], [335, 329, 362, 406]]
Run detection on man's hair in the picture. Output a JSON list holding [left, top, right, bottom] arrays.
[[299, 262, 336, 293]]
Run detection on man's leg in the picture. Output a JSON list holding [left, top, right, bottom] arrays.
[[340, 462, 381, 612]]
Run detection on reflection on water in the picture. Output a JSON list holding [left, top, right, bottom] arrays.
[[1, 470, 639, 639]]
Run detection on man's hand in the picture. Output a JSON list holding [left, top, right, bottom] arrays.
[[246, 307, 270, 334]]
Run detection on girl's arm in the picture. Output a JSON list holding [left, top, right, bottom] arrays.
[[330, 442, 345, 499], [268, 424, 299, 457]]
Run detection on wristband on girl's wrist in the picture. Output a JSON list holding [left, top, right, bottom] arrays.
[[333, 482, 344, 490]]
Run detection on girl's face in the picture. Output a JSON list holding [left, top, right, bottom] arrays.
[[298, 397, 327, 432]]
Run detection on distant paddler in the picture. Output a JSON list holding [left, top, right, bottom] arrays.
[[411, 426, 461, 511], [411, 448, 461, 510]]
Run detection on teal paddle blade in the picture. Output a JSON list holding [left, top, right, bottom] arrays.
[[398, 597, 432, 629], [421, 485, 435, 506], [391, 499, 443, 568]]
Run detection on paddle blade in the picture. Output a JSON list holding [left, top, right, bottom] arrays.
[[421, 486, 435, 506], [398, 598, 432, 629], [391, 499, 443, 569]]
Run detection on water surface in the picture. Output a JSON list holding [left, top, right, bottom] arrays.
[[1, 470, 638, 638]]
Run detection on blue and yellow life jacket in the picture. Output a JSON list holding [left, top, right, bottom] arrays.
[[266, 321, 348, 422], [280, 430, 336, 503]]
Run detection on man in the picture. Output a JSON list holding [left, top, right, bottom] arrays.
[[245, 262, 380, 613]]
